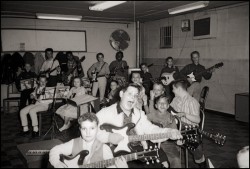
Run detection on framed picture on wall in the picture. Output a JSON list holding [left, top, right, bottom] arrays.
[[181, 19, 190, 32]]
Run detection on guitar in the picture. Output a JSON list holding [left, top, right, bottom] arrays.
[[100, 123, 226, 153], [91, 73, 109, 82], [181, 125, 226, 151], [26, 148, 159, 168], [61, 56, 85, 85], [110, 66, 129, 77], [161, 62, 224, 85], [39, 65, 61, 77], [186, 62, 224, 84], [160, 72, 176, 85]]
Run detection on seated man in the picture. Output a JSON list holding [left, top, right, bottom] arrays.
[[49, 113, 128, 168], [96, 83, 183, 168]]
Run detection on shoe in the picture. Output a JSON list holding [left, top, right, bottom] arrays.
[[17, 130, 30, 137], [59, 123, 71, 132], [32, 131, 39, 138]]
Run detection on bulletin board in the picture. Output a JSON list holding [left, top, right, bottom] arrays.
[[1, 28, 87, 52]]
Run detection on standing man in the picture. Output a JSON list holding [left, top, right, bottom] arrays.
[[39, 48, 61, 87], [96, 83, 183, 168], [140, 63, 153, 97], [62, 51, 84, 85], [15, 63, 37, 109], [87, 53, 110, 103], [109, 51, 129, 84], [170, 80, 207, 168], [180, 51, 214, 101]]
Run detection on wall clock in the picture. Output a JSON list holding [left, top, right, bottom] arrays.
[[109, 29, 130, 51]]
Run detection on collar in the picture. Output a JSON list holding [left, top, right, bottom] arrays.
[[116, 102, 134, 115]]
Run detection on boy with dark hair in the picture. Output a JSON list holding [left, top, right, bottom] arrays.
[[147, 95, 181, 168], [49, 112, 128, 168]]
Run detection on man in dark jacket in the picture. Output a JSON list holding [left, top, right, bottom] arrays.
[[16, 63, 37, 109]]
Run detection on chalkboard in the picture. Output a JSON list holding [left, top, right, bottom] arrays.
[[1, 28, 87, 52]]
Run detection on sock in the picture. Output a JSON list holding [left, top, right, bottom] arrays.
[[33, 126, 38, 132], [23, 126, 29, 132]]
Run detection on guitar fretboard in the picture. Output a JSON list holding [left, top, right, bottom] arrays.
[[80, 152, 139, 168]]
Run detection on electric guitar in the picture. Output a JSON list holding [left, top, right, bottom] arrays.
[[26, 148, 159, 168], [110, 66, 129, 77], [186, 62, 224, 84], [160, 71, 176, 85], [100, 123, 226, 153], [39, 65, 60, 78], [61, 56, 85, 85]]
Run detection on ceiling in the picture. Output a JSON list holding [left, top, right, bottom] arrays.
[[1, 1, 247, 23]]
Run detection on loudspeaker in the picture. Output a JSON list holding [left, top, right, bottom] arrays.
[[235, 93, 249, 123]]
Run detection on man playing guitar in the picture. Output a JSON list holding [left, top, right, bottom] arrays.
[[160, 56, 180, 102], [62, 51, 84, 85], [180, 51, 214, 101], [39, 48, 61, 87], [87, 53, 110, 103], [109, 51, 129, 86]]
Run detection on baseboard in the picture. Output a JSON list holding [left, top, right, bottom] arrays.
[[205, 109, 235, 118]]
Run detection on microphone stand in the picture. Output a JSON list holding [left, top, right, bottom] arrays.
[[42, 86, 61, 140]]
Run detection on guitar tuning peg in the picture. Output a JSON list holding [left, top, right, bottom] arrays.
[[156, 159, 160, 163], [150, 146, 152, 149], [151, 160, 154, 164], [146, 161, 149, 165]]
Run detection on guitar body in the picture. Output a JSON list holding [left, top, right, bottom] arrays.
[[187, 72, 196, 82], [100, 123, 136, 153], [60, 150, 89, 168], [161, 72, 175, 85]]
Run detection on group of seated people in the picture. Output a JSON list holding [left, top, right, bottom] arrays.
[[14, 48, 248, 168]]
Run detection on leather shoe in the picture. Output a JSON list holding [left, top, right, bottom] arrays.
[[32, 131, 39, 138], [17, 130, 30, 137]]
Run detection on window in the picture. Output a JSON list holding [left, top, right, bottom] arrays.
[[160, 26, 172, 48]]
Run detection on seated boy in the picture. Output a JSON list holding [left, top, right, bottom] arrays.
[[49, 112, 128, 168], [147, 95, 182, 168], [131, 71, 149, 114], [237, 145, 249, 168]]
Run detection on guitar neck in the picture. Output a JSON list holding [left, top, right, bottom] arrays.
[[80, 152, 140, 168], [200, 130, 216, 141], [128, 132, 172, 142]]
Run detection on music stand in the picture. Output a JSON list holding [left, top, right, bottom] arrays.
[[67, 94, 98, 118], [42, 86, 70, 140]]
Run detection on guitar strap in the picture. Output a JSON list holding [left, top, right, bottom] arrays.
[[97, 62, 106, 75]]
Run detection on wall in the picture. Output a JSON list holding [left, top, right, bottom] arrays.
[[142, 2, 249, 115], [1, 18, 137, 109]]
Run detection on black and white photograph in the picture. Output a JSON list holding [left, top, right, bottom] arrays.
[[1, 1, 249, 168]]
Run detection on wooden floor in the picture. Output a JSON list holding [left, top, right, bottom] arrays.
[[1, 109, 249, 168]]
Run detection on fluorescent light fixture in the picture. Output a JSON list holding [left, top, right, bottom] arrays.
[[168, 1, 209, 15], [36, 13, 82, 21], [89, 1, 126, 11]]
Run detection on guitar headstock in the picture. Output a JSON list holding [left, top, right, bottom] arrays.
[[80, 56, 86, 62], [137, 145, 160, 165], [214, 133, 226, 146], [214, 62, 224, 68]]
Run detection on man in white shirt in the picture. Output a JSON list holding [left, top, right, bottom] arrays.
[[40, 48, 61, 87], [96, 83, 182, 168]]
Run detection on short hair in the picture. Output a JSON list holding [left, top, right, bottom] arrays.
[[45, 48, 53, 53], [153, 81, 165, 91], [165, 56, 173, 62], [96, 53, 104, 59], [110, 80, 119, 85], [131, 71, 142, 77], [78, 112, 99, 126], [71, 76, 83, 87], [237, 146, 249, 168], [140, 63, 147, 68], [116, 51, 123, 58], [190, 51, 200, 58], [121, 83, 141, 93], [154, 94, 171, 106], [172, 79, 188, 90], [37, 75, 47, 81], [66, 51, 73, 55]]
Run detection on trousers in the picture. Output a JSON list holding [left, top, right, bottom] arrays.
[[92, 76, 107, 101], [187, 82, 201, 101], [20, 103, 49, 129]]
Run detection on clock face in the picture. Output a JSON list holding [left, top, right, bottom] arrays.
[[109, 29, 130, 51]]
